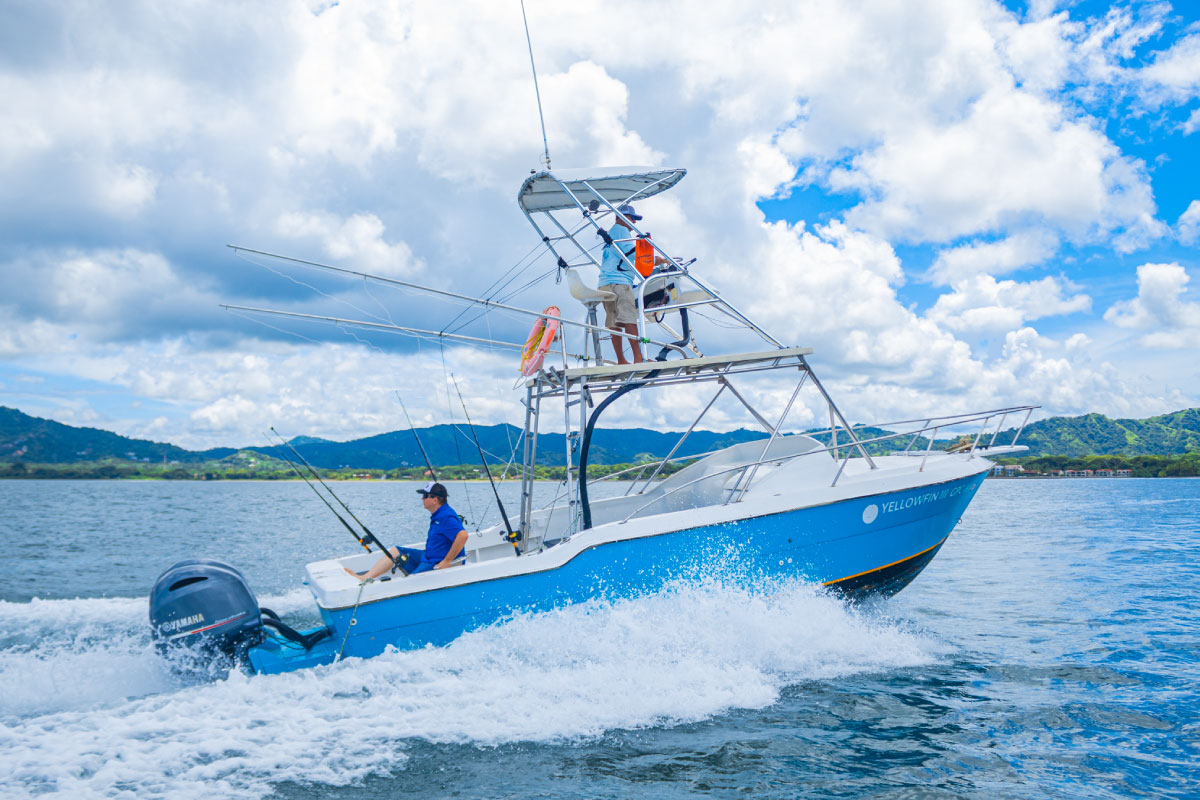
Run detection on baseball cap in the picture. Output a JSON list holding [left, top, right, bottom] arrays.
[[616, 203, 642, 221], [416, 481, 448, 499]]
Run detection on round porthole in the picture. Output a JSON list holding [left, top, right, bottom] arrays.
[[862, 504, 879, 524]]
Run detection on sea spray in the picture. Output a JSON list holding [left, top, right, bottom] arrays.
[[0, 578, 937, 799], [0, 589, 318, 718]]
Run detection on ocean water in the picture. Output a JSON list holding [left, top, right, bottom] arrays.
[[0, 477, 1197, 799]]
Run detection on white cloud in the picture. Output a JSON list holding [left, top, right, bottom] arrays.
[[275, 212, 422, 278], [0, 248, 223, 345], [830, 87, 1162, 246], [1104, 262, 1200, 349], [999, 10, 1075, 90], [1065, 332, 1091, 352], [738, 218, 1141, 424], [927, 274, 1091, 334], [1139, 33, 1200, 102], [1185, 107, 1200, 135], [0, 0, 1194, 446], [9, 337, 529, 449], [1069, 4, 1168, 88], [99, 163, 159, 216], [927, 229, 1059, 284], [1178, 200, 1200, 245]]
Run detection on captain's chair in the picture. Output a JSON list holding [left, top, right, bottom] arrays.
[[565, 268, 615, 365]]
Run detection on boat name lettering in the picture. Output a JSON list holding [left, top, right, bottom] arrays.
[[880, 484, 965, 514], [160, 613, 204, 633]]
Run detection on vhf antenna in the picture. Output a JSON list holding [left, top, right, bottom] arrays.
[[521, 0, 551, 171]]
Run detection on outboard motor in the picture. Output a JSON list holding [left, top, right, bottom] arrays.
[[150, 559, 332, 669], [150, 559, 264, 658]]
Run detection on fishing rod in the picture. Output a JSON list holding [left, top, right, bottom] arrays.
[[396, 392, 438, 482], [263, 430, 374, 556], [451, 376, 521, 556], [268, 427, 406, 575]]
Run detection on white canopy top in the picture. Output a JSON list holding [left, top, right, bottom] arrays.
[[518, 166, 687, 213]]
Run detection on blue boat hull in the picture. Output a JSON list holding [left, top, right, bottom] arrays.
[[248, 471, 987, 674]]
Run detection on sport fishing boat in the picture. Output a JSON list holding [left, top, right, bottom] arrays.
[[150, 166, 1035, 674]]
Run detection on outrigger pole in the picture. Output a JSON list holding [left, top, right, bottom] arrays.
[[225, 246, 689, 357], [451, 376, 521, 555], [268, 427, 408, 575]]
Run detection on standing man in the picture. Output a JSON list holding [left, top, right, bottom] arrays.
[[598, 203, 646, 365], [344, 482, 468, 580]]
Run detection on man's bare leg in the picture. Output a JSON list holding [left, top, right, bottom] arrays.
[[609, 331, 629, 364], [344, 546, 400, 581], [622, 323, 644, 363]]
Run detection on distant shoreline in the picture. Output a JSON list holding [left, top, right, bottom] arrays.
[[3, 451, 1198, 480]]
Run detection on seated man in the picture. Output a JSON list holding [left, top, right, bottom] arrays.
[[345, 482, 468, 580]]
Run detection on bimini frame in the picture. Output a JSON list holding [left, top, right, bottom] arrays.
[[517, 167, 781, 355], [513, 167, 881, 545]]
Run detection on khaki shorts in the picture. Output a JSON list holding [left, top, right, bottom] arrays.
[[600, 283, 637, 329]]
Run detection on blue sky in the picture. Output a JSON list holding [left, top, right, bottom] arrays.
[[1, 0, 1198, 448]]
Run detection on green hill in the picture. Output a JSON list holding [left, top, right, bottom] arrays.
[[0, 407, 234, 464], [3, 404, 1199, 470], [996, 408, 1200, 457], [254, 424, 774, 469]]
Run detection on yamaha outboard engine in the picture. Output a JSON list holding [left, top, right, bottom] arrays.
[[150, 559, 264, 659]]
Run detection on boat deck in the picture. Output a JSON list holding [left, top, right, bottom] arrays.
[[531, 346, 814, 391], [304, 448, 994, 612]]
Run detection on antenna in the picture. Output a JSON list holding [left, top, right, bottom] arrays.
[[520, 0, 551, 171]]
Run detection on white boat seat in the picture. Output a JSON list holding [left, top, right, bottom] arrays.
[[566, 269, 616, 305], [673, 289, 712, 305], [641, 274, 713, 307]]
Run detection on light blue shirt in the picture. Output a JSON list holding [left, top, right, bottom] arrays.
[[598, 223, 637, 287]]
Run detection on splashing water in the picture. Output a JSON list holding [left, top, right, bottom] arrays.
[[0, 578, 935, 799]]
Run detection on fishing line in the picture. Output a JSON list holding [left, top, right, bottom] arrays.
[[314, 322, 493, 496], [465, 422, 526, 526], [443, 216, 600, 336], [235, 249, 392, 325], [438, 341, 477, 528], [361, 276, 398, 325], [264, 429, 364, 543], [231, 246, 632, 354], [444, 264, 557, 337], [693, 307, 747, 330], [451, 373, 519, 553], [267, 427, 403, 572], [496, 266, 557, 305], [228, 310, 324, 346], [440, 240, 545, 333], [334, 579, 371, 664], [396, 392, 438, 482], [365, 277, 548, 330]]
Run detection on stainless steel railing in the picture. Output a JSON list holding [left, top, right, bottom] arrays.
[[611, 405, 1037, 525]]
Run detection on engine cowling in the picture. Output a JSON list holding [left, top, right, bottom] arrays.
[[149, 559, 263, 656]]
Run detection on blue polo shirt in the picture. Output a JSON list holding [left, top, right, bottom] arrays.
[[598, 223, 637, 287], [422, 503, 465, 567]]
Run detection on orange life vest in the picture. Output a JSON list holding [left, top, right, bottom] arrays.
[[634, 237, 655, 277]]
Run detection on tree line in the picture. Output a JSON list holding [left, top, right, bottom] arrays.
[[995, 453, 1200, 478], [0, 459, 688, 481]]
